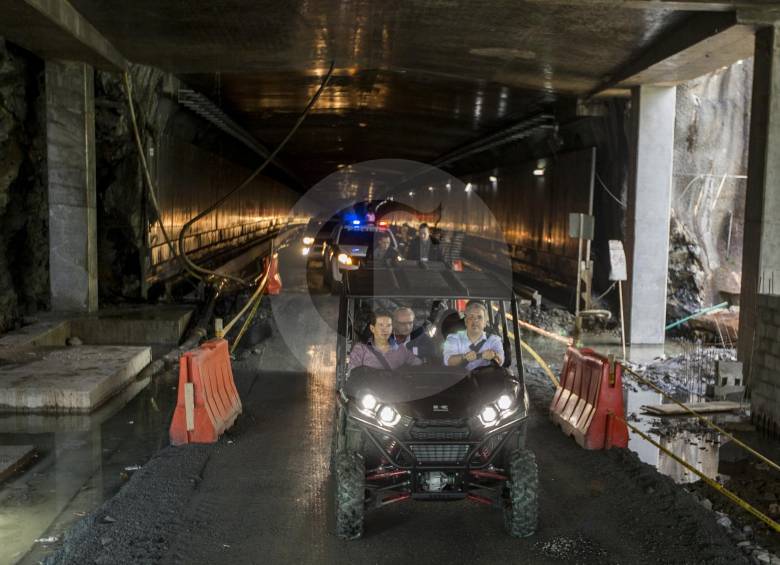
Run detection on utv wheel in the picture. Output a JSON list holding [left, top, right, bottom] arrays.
[[503, 448, 538, 538], [335, 451, 365, 540], [329, 266, 343, 294]]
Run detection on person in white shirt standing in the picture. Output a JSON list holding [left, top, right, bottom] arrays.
[[443, 300, 504, 370]]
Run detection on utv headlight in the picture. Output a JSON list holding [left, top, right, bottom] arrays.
[[302, 236, 315, 245], [360, 393, 378, 411], [496, 394, 513, 411], [478, 392, 518, 427], [378, 405, 400, 426], [480, 405, 498, 424]]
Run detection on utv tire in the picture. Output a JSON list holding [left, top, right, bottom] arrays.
[[503, 448, 538, 538], [335, 451, 365, 540]]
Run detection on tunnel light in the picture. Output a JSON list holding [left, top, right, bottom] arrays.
[[489, 175, 498, 183], [408, 191, 415, 197], [428, 186, 434, 192], [533, 168, 545, 177], [465, 183, 472, 193], [445, 181, 452, 191]]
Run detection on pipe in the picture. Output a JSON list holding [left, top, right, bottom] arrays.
[[664, 302, 729, 331]]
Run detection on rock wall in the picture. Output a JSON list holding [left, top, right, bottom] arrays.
[[0, 39, 47, 333], [670, 59, 751, 321]]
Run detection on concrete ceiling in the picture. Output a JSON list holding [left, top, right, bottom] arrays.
[[26, 1, 759, 185]]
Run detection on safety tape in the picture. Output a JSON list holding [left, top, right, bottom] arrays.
[[620, 363, 780, 475], [611, 410, 780, 534]]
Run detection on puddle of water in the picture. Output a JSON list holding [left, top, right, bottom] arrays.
[[0, 371, 178, 565]]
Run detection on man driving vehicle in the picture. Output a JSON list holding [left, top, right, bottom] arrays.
[[391, 306, 436, 362], [443, 300, 504, 371], [350, 309, 422, 370]]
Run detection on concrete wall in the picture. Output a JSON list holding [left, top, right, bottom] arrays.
[[751, 293, 780, 434]]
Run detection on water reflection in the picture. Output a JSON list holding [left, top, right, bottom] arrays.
[[0, 372, 177, 565]]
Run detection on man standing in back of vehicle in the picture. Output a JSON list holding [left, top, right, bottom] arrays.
[[443, 300, 504, 370], [371, 231, 401, 265], [406, 223, 441, 261]]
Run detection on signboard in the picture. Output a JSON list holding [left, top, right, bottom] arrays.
[[608, 240, 627, 281], [568, 213, 595, 240]]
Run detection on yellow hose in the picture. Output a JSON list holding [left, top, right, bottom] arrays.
[[520, 339, 560, 388]]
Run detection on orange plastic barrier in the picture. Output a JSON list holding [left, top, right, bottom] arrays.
[[170, 339, 242, 445], [266, 254, 282, 295], [549, 347, 628, 450]]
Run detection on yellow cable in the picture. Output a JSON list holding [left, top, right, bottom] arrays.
[[614, 411, 780, 534], [520, 340, 559, 388], [620, 363, 780, 475]]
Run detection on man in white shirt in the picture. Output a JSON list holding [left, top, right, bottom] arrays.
[[443, 301, 504, 371]]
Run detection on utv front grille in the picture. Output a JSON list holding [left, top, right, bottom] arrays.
[[414, 418, 467, 427], [409, 444, 470, 464], [473, 431, 508, 464], [410, 427, 470, 441]]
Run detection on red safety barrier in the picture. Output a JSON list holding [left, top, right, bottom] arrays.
[[170, 339, 242, 445], [549, 347, 628, 450], [452, 259, 467, 312], [266, 253, 282, 295]]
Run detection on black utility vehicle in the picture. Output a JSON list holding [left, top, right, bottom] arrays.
[[332, 263, 538, 539]]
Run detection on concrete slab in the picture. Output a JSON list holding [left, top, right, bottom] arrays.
[[0, 320, 70, 351], [70, 306, 193, 346], [0, 445, 36, 482], [0, 346, 151, 413]]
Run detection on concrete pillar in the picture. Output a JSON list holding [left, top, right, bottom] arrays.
[[738, 25, 780, 382], [625, 85, 676, 345], [45, 60, 98, 312]]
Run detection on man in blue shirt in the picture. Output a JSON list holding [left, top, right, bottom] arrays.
[[443, 301, 504, 370]]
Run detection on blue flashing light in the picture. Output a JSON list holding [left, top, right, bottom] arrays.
[[352, 219, 361, 225]]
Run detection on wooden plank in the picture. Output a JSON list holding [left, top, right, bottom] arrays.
[[641, 401, 742, 416]]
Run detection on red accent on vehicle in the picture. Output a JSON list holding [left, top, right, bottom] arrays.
[[467, 493, 494, 506], [470, 469, 508, 481], [382, 493, 411, 505], [366, 470, 410, 481]]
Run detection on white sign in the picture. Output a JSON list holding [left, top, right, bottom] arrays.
[[608, 240, 627, 281], [568, 213, 595, 240]]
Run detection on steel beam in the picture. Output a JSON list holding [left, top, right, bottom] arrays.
[[522, 0, 780, 12], [590, 12, 755, 96], [0, 0, 127, 71]]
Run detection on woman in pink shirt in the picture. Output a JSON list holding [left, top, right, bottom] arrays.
[[349, 310, 422, 370]]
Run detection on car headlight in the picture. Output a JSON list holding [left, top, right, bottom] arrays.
[[338, 253, 353, 265], [302, 246, 310, 256], [302, 236, 314, 245]]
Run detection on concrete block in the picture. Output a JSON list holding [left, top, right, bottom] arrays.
[[0, 345, 151, 412], [70, 306, 193, 346], [0, 445, 35, 482], [0, 320, 70, 351]]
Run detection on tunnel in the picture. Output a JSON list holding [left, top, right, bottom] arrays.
[[1, 1, 780, 564]]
